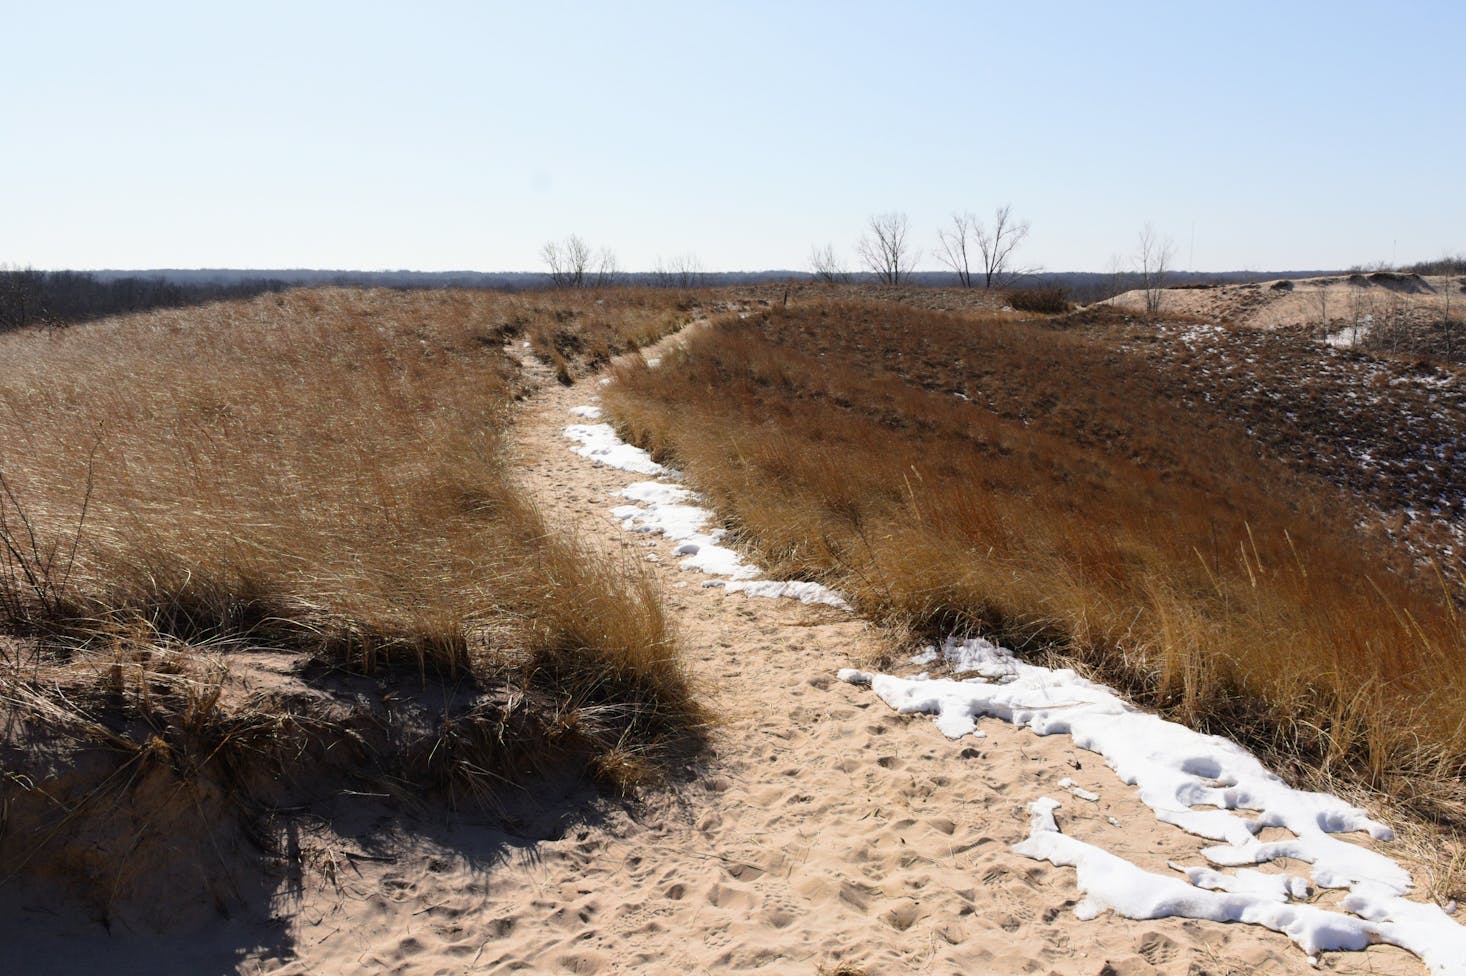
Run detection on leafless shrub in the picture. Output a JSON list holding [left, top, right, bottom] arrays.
[[1137, 223, 1174, 314], [1005, 287, 1069, 314], [808, 243, 849, 284]]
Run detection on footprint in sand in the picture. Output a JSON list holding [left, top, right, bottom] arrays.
[[880, 898, 922, 932]]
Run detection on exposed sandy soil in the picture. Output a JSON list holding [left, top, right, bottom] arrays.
[[1, 326, 1439, 975], [1106, 272, 1465, 336]]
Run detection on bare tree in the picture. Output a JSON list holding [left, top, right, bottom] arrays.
[[974, 205, 1030, 288], [591, 246, 619, 288], [1442, 275, 1457, 361], [541, 235, 592, 288], [0, 266, 48, 331], [541, 236, 617, 288], [935, 213, 977, 288], [1345, 284, 1374, 348], [653, 253, 705, 289], [856, 212, 916, 286], [1106, 253, 1132, 302], [808, 243, 848, 284], [1137, 223, 1174, 314]]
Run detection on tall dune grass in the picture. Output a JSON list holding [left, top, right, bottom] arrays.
[[605, 300, 1466, 815], [0, 288, 700, 785]]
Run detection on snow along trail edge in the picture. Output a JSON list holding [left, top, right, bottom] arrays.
[[563, 402, 851, 609], [571, 390, 1460, 973], [840, 637, 1466, 975]]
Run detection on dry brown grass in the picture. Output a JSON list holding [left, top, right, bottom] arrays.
[[512, 287, 701, 382], [0, 286, 692, 686], [0, 288, 704, 918], [1, 289, 510, 662], [605, 299, 1466, 824], [1055, 308, 1465, 568]]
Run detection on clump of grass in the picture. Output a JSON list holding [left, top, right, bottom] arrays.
[[0, 285, 702, 788], [605, 299, 1466, 819], [1005, 286, 1070, 314]]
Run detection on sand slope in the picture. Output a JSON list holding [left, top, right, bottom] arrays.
[[1105, 272, 1462, 333]]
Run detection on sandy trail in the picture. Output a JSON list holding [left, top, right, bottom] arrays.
[[281, 327, 1411, 976], [9, 326, 1424, 976]]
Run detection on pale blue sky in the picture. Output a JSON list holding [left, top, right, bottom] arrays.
[[4, 1, 1462, 273]]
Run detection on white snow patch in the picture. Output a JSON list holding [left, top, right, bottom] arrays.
[[841, 638, 1465, 972], [1325, 321, 1371, 348], [618, 481, 695, 506], [1058, 777, 1100, 802], [682, 544, 761, 579], [1017, 799, 1466, 974], [563, 423, 667, 476], [610, 501, 711, 541], [720, 578, 851, 609], [563, 408, 852, 608], [1175, 863, 1311, 903], [910, 647, 940, 667]]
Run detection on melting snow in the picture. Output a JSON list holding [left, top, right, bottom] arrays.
[[564, 405, 851, 609], [565, 394, 1463, 970], [841, 637, 1466, 973], [564, 422, 668, 476], [712, 578, 852, 609], [1325, 320, 1371, 348]]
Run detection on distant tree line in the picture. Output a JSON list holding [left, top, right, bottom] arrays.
[[0, 268, 291, 331], [1404, 255, 1466, 276], [2, 256, 1357, 334]]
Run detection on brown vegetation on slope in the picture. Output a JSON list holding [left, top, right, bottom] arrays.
[[605, 299, 1466, 824], [516, 287, 702, 382], [1052, 306, 1465, 566], [0, 288, 702, 926]]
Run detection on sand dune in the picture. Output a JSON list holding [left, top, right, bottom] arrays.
[[1105, 272, 1462, 335], [3, 328, 1441, 976]]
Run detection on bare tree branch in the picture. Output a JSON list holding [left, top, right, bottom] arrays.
[[808, 243, 848, 284], [653, 253, 705, 289], [974, 204, 1030, 288], [592, 246, 618, 288], [541, 235, 591, 288], [1137, 222, 1175, 315], [541, 236, 617, 288], [935, 213, 976, 288], [856, 212, 916, 286]]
